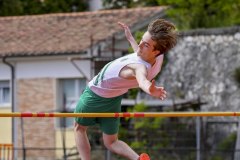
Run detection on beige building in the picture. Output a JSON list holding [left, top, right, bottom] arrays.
[[0, 6, 166, 159]]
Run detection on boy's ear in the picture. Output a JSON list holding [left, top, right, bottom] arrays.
[[154, 50, 161, 57]]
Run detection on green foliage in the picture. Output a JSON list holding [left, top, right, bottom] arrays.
[[233, 67, 240, 87], [127, 88, 139, 99], [130, 140, 147, 148], [209, 132, 237, 160], [132, 103, 166, 130], [42, 0, 87, 13], [217, 132, 236, 150], [0, 0, 23, 16], [2, 0, 240, 29], [21, 0, 44, 15], [119, 103, 198, 159], [156, 0, 240, 29], [0, 0, 88, 16], [127, 102, 167, 147], [103, 0, 240, 29], [118, 125, 129, 141], [133, 102, 147, 112], [210, 156, 224, 160]]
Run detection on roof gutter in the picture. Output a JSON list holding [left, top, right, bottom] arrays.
[[2, 56, 18, 159], [2, 56, 27, 160]]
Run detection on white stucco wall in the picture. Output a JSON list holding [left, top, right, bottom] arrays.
[[0, 63, 11, 80], [0, 58, 91, 80], [16, 60, 91, 79]]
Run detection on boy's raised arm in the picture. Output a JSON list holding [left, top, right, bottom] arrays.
[[118, 22, 139, 53]]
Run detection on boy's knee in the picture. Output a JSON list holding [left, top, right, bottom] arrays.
[[103, 140, 114, 151], [103, 136, 117, 150]]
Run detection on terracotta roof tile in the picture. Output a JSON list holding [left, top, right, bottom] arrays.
[[0, 6, 166, 57]]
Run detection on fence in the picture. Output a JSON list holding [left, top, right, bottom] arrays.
[[1, 112, 240, 160], [0, 144, 13, 160]]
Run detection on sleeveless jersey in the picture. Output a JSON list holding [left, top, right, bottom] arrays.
[[88, 53, 164, 98]]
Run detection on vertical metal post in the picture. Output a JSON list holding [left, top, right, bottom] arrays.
[[20, 118, 26, 160], [234, 118, 240, 160], [2, 57, 18, 159], [90, 35, 94, 79], [62, 95, 67, 160], [105, 149, 111, 160], [196, 117, 201, 160], [112, 35, 115, 59], [90, 35, 93, 57]]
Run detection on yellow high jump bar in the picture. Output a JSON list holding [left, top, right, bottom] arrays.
[[0, 112, 240, 118]]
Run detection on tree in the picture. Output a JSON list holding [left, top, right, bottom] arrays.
[[42, 0, 88, 13], [0, 0, 88, 16], [0, 0, 23, 16], [20, 0, 44, 15], [102, 0, 240, 29], [156, 0, 240, 29]]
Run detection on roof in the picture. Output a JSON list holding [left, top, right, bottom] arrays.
[[0, 6, 166, 58]]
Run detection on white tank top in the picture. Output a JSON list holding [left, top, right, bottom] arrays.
[[88, 53, 164, 98]]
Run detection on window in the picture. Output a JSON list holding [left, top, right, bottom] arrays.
[[0, 81, 10, 106], [57, 78, 86, 128]]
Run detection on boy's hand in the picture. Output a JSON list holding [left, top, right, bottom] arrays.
[[118, 22, 132, 40], [149, 80, 167, 100], [118, 22, 139, 52]]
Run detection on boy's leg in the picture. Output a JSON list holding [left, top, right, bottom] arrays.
[[102, 133, 139, 160], [74, 122, 91, 160]]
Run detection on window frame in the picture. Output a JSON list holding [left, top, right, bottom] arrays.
[[56, 78, 86, 129], [0, 80, 11, 107]]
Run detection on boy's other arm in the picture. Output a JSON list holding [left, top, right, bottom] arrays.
[[127, 63, 167, 100]]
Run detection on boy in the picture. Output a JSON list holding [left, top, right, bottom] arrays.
[[74, 19, 178, 160]]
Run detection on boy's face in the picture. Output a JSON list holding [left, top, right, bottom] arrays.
[[137, 31, 160, 63]]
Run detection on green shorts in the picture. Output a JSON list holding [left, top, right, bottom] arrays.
[[74, 87, 123, 135]]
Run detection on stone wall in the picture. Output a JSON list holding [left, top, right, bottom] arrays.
[[158, 26, 240, 111], [17, 78, 55, 160], [146, 26, 240, 152]]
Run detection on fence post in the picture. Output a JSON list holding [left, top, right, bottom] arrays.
[[105, 149, 111, 160], [0, 144, 13, 160], [234, 119, 240, 160], [196, 117, 201, 160]]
